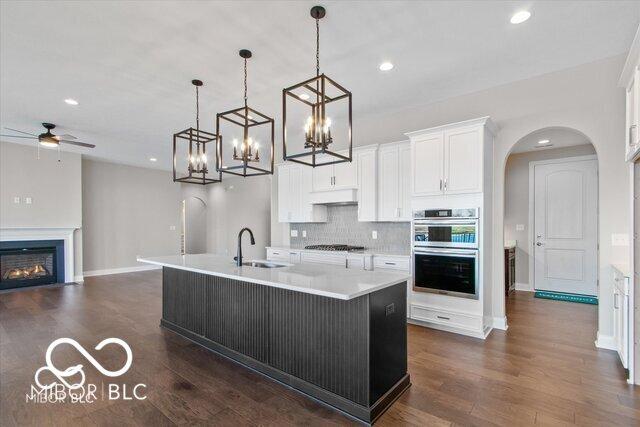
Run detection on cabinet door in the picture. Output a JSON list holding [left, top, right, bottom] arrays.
[[333, 154, 357, 189], [357, 149, 377, 221], [444, 126, 482, 194], [378, 145, 400, 221], [277, 166, 291, 223], [289, 166, 303, 222], [311, 155, 334, 191], [412, 132, 444, 196], [398, 143, 412, 221]]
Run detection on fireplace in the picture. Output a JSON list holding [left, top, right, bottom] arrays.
[[0, 240, 65, 290]]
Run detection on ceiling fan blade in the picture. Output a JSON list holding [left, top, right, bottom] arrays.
[[4, 127, 37, 136], [60, 139, 95, 148], [0, 134, 37, 140], [58, 134, 77, 140]]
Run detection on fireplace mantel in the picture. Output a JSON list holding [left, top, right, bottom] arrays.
[[0, 228, 77, 283]]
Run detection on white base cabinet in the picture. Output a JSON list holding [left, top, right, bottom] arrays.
[[613, 267, 630, 368]]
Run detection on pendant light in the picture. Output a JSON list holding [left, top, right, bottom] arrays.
[[173, 79, 222, 185], [282, 5, 352, 167], [216, 49, 274, 177]]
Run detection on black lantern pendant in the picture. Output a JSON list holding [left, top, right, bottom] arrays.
[[173, 79, 222, 185], [216, 50, 274, 177], [282, 5, 353, 167]]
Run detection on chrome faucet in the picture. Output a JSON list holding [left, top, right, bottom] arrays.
[[236, 227, 255, 267]]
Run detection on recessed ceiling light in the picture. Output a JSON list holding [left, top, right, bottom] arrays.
[[537, 139, 550, 144], [64, 98, 79, 105], [149, 157, 157, 162], [510, 10, 531, 24], [299, 93, 310, 100], [379, 62, 394, 71]]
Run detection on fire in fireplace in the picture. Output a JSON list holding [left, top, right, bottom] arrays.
[[0, 240, 65, 290]]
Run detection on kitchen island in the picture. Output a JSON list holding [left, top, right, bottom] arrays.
[[137, 253, 410, 423]]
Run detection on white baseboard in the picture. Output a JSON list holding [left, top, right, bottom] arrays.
[[595, 333, 616, 351], [74, 275, 84, 283], [408, 317, 489, 340], [491, 316, 508, 331], [83, 265, 161, 278], [515, 282, 534, 292]]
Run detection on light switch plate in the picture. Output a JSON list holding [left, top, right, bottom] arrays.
[[13, 196, 20, 204], [290, 229, 299, 237], [611, 233, 629, 247], [302, 230, 307, 238], [516, 224, 525, 231], [372, 230, 378, 239], [25, 197, 32, 204], [169, 225, 176, 231]]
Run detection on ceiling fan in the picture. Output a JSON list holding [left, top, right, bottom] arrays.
[[0, 123, 95, 149]]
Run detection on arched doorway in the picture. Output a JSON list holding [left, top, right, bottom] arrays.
[[502, 126, 599, 327], [181, 196, 207, 254]]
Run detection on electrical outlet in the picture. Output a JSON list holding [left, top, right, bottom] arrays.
[[169, 225, 176, 231], [516, 224, 525, 231], [302, 230, 307, 238], [13, 196, 20, 204], [611, 233, 629, 247], [372, 230, 378, 239], [25, 197, 32, 204], [290, 229, 298, 237]]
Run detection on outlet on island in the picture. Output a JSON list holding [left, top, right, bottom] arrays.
[[372, 230, 378, 239]]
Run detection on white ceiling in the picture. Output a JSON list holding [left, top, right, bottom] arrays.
[[1, 1, 638, 170], [509, 127, 592, 153]]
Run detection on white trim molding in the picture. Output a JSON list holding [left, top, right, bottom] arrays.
[[83, 264, 161, 278], [515, 282, 534, 292], [0, 227, 77, 283], [491, 316, 508, 331], [595, 332, 617, 351]]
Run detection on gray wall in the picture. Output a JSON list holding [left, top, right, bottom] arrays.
[[0, 141, 83, 277], [290, 205, 411, 254], [81, 158, 206, 272], [504, 144, 597, 287], [207, 175, 271, 260], [184, 196, 207, 254]]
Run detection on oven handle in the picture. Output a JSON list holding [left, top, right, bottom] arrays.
[[413, 219, 478, 226], [414, 248, 478, 258]]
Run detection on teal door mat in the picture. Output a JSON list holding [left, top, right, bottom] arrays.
[[534, 291, 598, 305]]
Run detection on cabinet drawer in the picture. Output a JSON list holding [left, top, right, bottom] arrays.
[[374, 256, 410, 271], [266, 248, 290, 262], [301, 252, 347, 266], [410, 304, 483, 331]]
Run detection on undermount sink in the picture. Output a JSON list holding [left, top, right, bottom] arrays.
[[242, 260, 287, 269]]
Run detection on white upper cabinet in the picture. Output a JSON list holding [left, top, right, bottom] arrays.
[[356, 147, 377, 221], [378, 142, 411, 222], [621, 29, 640, 161], [311, 151, 357, 191], [444, 126, 483, 194], [411, 132, 444, 196], [407, 117, 495, 197], [278, 164, 327, 223]]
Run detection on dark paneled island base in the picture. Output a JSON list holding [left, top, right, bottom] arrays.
[[160, 267, 410, 424]]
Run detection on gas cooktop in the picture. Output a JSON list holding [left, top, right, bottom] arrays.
[[304, 244, 366, 252]]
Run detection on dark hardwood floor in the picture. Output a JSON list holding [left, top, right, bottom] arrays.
[[1, 270, 638, 426]]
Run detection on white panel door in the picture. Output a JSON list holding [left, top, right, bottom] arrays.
[[533, 159, 598, 295], [412, 133, 444, 196], [333, 153, 357, 189], [311, 155, 334, 191], [356, 149, 377, 221], [378, 145, 399, 221], [444, 127, 482, 194], [398, 143, 412, 221], [277, 166, 291, 223]]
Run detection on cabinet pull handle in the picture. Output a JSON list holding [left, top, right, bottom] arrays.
[[436, 315, 450, 321], [614, 293, 619, 309], [439, 179, 443, 191], [385, 262, 396, 265], [444, 179, 448, 190]]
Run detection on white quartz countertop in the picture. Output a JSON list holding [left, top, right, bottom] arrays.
[[137, 253, 410, 300], [267, 246, 411, 258]]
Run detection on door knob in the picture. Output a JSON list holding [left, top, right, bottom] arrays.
[[536, 242, 544, 246]]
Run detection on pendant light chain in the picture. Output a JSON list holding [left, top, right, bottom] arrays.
[[244, 57, 248, 108], [316, 17, 320, 76], [195, 84, 200, 133]]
